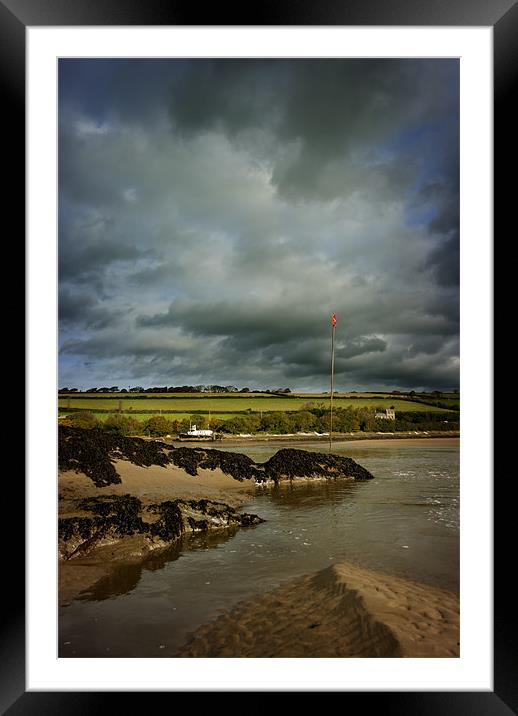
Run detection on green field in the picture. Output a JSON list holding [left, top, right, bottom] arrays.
[[58, 393, 457, 414], [59, 411, 244, 423]]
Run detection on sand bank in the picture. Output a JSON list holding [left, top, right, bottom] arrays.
[[177, 561, 459, 658], [59, 459, 255, 507]]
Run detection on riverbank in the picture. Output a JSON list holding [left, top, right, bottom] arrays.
[[212, 435, 460, 450], [177, 560, 460, 658], [210, 430, 460, 444]]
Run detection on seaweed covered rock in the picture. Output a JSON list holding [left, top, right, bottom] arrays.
[[262, 448, 374, 483], [59, 426, 171, 487], [58, 493, 264, 561], [167, 446, 260, 480], [59, 427, 122, 487], [58, 426, 374, 487]]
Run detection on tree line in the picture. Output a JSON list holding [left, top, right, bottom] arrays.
[[60, 407, 458, 437], [58, 385, 292, 394]]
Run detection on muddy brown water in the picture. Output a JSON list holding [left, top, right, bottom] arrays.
[[59, 440, 459, 657]]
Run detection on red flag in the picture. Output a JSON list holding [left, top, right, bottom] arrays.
[[331, 313, 337, 328]]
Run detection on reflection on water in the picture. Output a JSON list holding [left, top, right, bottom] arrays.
[[78, 527, 243, 602], [59, 440, 459, 658]]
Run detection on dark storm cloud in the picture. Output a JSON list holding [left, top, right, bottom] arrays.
[[426, 235, 460, 288], [411, 177, 460, 289], [137, 299, 327, 341], [58, 59, 180, 126], [167, 59, 458, 202], [58, 58, 460, 391], [59, 221, 147, 285], [58, 286, 128, 330]]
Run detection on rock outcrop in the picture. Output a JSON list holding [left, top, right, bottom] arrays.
[[59, 493, 264, 561], [58, 426, 375, 487]]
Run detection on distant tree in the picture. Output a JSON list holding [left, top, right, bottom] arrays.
[[218, 415, 260, 434], [240, 387, 250, 393], [61, 411, 100, 429], [143, 415, 173, 437], [209, 385, 227, 393], [169, 419, 182, 434], [103, 414, 140, 436], [259, 412, 291, 433], [189, 414, 207, 428], [291, 411, 317, 432]]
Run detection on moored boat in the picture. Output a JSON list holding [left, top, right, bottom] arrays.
[[178, 424, 219, 441]]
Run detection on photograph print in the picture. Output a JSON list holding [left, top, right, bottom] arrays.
[[58, 57, 460, 658]]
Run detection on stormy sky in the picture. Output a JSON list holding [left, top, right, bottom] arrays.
[[58, 59, 459, 392]]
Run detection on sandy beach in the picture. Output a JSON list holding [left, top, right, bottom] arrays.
[[59, 459, 255, 507], [177, 560, 459, 658]]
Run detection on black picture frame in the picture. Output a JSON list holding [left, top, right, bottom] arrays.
[[10, 0, 506, 712]]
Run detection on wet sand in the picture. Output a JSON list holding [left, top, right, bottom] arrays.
[[177, 561, 460, 658]]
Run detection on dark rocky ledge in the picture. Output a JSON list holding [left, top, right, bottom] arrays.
[[59, 426, 375, 487], [59, 493, 264, 561]]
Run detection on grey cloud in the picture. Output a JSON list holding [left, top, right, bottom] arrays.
[[59, 209, 149, 286], [58, 58, 459, 392], [426, 235, 460, 288], [59, 286, 129, 330], [168, 59, 458, 201], [339, 336, 387, 359], [137, 299, 330, 343]]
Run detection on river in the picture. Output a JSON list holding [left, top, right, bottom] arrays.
[[59, 438, 459, 657]]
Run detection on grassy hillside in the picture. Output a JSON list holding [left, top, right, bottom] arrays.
[[58, 393, 457, 414]]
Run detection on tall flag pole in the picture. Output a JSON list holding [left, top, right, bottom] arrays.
[[330, 312, 336, 452]]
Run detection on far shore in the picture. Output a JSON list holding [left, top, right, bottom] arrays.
[[166, 430, 460, 447]]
